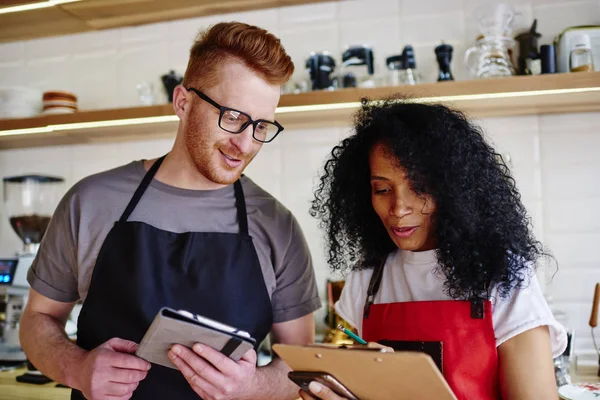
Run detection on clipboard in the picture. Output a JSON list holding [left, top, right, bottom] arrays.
[[272, 344, 457, 400], [136, 307, 256, 369]]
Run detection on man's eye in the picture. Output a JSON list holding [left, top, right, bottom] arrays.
[[256, 123, 267, 132]]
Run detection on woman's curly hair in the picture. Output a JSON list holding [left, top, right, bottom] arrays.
[[310, 97, 551, 300]]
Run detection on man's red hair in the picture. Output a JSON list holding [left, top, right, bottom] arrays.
[[183, 22, 294, 90]]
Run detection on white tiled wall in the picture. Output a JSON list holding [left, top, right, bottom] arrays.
[[1, 0, 600, 363]]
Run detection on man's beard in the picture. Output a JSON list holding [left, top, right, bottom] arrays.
[[184, 119, 250, 185]]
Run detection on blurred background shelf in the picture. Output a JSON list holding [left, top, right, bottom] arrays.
[[0, 0, 335, 43], [0, 71, 599, 149]]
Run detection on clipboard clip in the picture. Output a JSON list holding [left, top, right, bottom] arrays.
[[307, 343, 388, 353]]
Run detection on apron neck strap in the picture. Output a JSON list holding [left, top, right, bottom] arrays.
[[233, 178, 249, 236], [120, 155, 166, 222], [470, 297, 485, 319], [360, 254, 487, 320], [363, 258, 386, 319], [120, 157, 249, 236]]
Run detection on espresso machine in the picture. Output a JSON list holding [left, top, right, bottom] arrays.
[[0, 174, 65, 364]]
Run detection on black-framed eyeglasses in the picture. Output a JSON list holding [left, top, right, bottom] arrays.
[[187, 87, 284, 143]]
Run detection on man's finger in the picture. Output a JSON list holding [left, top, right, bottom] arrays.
[[170, 345, 224, 382], [109, 367, 148, 383], [240, 348, 257, 364], [309, 381, 345, 400], [105, 338, 138, 354], [169, 351, 215, 398], [190, 343, 239, 374], [110, 352, 151, 371]]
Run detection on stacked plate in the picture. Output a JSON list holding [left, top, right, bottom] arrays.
[[42, 91, 78, 114], [0, 87, 43, 119], [559, 383, 600, 399]]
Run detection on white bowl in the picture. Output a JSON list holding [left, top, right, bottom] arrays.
[[0, 86, 43, 118]]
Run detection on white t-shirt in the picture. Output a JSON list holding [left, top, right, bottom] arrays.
[[335, 249, 567, 358]]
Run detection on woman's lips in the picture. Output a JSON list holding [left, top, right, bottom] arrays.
[[391, 226, 418, 238]]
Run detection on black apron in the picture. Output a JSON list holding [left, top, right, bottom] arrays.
[[72, 155, 273, 399]]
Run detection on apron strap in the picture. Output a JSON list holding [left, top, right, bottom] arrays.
[[120, 156, 248, 235], [120, 155, 166, 222], [360, 254, 486, 320], [233, 179, 249, 236], [470, 297, 484, 319], [363, 258, 386, 319]]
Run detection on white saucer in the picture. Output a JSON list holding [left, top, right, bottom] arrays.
[[559, 383, 600, 400]]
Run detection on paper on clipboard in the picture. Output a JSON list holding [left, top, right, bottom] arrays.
[[273, 344, 457, 400]]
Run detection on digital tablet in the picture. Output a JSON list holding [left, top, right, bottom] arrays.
[[136, 307, 256, 369]]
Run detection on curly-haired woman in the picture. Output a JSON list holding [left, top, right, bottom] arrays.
[[304, 99, 567, 400]]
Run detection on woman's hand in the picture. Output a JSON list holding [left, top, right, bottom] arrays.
[[365, 342, 394, 352], [297, 341, 391, 400], [298, 381, 347, 400]]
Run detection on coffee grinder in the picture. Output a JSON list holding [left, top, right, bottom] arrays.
[[305, 52, 337, 91], [0, 174, 65, 365], [435, 43, 455, 81], [515, 19, 542, 75]]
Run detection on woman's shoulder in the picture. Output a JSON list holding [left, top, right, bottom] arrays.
[[490, 269, 567, 357]]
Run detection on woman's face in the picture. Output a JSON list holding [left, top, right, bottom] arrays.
[[369, 143, 437, 252]]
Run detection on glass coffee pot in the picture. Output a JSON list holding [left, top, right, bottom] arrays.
[[465, 3, 520, 78], [465, 36, 516, 78]]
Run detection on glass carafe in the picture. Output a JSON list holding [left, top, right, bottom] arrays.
[[465, 36, 516, 78]]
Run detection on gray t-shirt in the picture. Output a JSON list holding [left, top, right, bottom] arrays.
[[28, 160, 321, 323]]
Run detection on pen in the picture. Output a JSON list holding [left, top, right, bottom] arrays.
[[337, 324, 367, 345]]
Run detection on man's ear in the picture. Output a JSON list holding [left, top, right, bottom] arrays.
[[172, 85, 189, 119]]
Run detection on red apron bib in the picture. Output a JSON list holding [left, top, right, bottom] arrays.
[[361, 261, 501, 400]]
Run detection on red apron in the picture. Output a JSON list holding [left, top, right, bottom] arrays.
[[361, 261, 500, 400]]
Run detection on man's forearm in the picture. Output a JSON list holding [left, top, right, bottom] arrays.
[[254, 357, 298, 400], [20, 311, 87, 389]]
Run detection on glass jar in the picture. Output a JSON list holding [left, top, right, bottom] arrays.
[[570, 34, 594, 73]]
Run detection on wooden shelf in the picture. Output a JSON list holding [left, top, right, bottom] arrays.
[[0, 0, 335, 43], [1, 72, 599, 150]]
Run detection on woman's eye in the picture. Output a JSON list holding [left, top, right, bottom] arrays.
[[373, 188, 390, 195]]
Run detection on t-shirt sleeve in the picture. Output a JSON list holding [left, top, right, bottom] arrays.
[[270, 214, 321, 323], [27, 189, 79, 303], [492, 270, 567, 358], [334, 269, 369, 336]]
